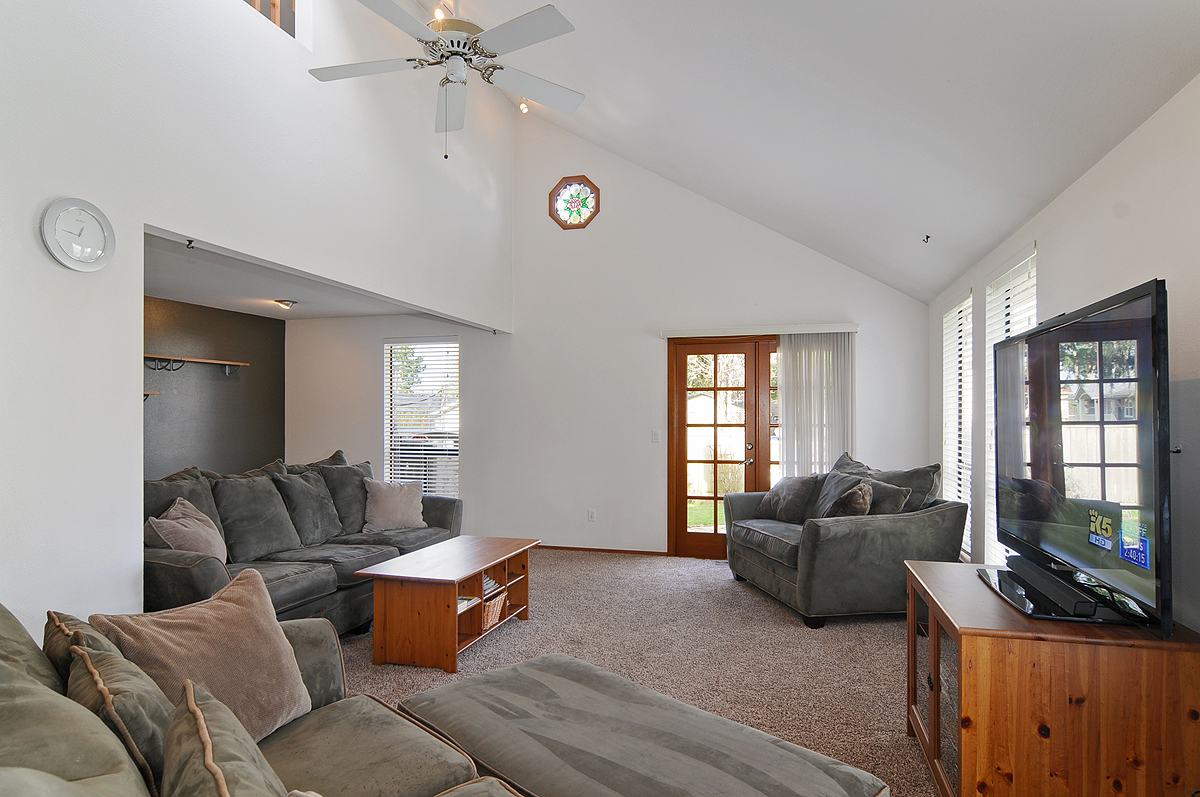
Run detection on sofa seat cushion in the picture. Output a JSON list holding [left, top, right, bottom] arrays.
[[225, 562, 338, 613], [260, 545, 397, 587], [327, 527, 452, 555], [401, 653, 888, 797], [729, 519, 806, 568], [258, 694, 477, 797], [0, 659, 152, 796]]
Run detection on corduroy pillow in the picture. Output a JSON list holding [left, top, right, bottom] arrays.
[[144, 498, 228, 561], [754, 474, 819, 523], [363, 478, 427, 532], [89, 569, 312, 742], [160, 680, 289, 797], [68, 644, 175, 797]]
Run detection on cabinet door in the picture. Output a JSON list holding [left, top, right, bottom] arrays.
[[913, 592, 933, 740], [938, 625, 960, 796]]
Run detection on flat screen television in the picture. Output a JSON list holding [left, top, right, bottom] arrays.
[[985, 279, 1172, 639]]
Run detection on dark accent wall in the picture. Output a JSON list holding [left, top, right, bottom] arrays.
[[144, 297, 284, 479]]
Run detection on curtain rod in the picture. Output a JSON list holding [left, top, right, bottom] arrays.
[[660, 323, 859, 340]]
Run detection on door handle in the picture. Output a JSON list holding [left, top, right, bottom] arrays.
[[742, 459, 754, 466]]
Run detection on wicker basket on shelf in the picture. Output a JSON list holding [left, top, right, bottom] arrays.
[[482, 591, 506, 629]]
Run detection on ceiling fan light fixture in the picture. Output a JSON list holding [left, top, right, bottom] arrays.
[[274, 299, 297, 309], [434, 8, 444, 19], [519, 100, 529, 113]]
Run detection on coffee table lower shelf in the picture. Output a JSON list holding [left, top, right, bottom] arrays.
[[357, 537, 539, 673]]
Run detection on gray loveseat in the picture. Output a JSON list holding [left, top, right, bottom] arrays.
[[143, 451, 462, 634], [724, 454, 967, 627]]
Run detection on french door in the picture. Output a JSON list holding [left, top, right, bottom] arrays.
[[668, 337, 778, 559]]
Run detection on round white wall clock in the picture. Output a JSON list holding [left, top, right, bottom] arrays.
[[41, 198, 116, 272]]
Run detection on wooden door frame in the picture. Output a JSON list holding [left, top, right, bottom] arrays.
[[667, 336, 777, 557]]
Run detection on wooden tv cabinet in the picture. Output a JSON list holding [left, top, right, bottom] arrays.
[[905, 560, 1200, 797]]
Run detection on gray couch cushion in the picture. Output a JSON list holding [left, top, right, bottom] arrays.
[[865, 478, 912, 515], [271, 471, 343, 546], [401, 653, 888, 797], [754, 474, 819, 523], [0, 602, 63, 693], [327, 527, 452, 555], [211, 475, 303, 563], [285, 450, 348, 475], [226, 562, 338, 613], [144, 469, 224, 537], [813, 471, 871, 519], [259, 694, 476, 797], [319, 462, 373, 536], [43, 611, 123, 686], [832, 453, 941, 512], [260, 544, 396, 587], [730, 519, 805, 568], [0, 657, 153, 796]]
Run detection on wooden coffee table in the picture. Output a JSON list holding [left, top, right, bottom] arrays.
[[356, 536, 539, 672]]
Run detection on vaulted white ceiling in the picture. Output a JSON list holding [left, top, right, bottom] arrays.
[[406, 0, 1200, 302]]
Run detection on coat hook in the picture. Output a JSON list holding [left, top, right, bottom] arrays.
[[185, 239, 195, 250]]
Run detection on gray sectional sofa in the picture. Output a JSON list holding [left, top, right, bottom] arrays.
[[143, 451, 462, 634], [725, 454, 967, 627]]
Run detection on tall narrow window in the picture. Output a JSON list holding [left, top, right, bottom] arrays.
[[984, 254, 1037, 563], [942, 294, 973, 557], [384, 338, 459, 497]]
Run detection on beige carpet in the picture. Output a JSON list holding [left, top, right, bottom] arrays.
[[342, 548, 937, 797]]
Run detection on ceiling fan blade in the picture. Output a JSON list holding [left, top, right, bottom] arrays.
[[473, 4, 573, 56], [309, 58, 420, 81], [435, 81, 467, 132], [486, 66, 583, 115], [357, 0, 442, 43]]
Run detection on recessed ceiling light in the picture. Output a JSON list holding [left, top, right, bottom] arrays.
[[274, 299, 296, 309]]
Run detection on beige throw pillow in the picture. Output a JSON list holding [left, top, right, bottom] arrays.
[[363, 478, 426, 532], [144, 497, 228, 561], [89, 569, 311, 742]]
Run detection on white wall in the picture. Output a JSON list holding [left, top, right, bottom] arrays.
[[928, 73, 1200, 629], [0, 0, 513, 633], [289, 114, 931, 551]]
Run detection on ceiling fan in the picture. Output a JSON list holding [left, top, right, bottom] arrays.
[[310, 0, 584, 133]]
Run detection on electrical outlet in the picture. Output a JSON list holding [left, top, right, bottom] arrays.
[[651, 430, 661, 443], [587, 509, 597, 522]]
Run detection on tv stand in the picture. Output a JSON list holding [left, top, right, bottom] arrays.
[[906, 560, 1200, 797]]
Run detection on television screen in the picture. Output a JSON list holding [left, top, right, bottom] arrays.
[[993, 280, 1170, 635]]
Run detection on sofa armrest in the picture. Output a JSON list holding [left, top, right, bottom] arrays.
[[280, 618, 345, 710], [795, 500, 968, 616], [722, 492, 766, 534], [422, 495, 463, 536], [143, 548, 230, 612]]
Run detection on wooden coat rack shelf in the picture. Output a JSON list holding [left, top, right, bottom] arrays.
[[144, 354, 249, 376]]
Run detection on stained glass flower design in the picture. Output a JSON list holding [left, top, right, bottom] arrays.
[[548, 175, 599, 229]]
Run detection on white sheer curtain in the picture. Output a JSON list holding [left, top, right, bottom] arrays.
[[778, 332, 856, 477]]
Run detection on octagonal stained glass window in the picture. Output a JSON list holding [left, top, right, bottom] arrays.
[[549, 175, 599, 230]]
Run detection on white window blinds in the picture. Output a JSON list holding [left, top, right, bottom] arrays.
[[984, 254, 1037, 564], [942, 293, 973, 557], [384, 339, 459, 497]]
